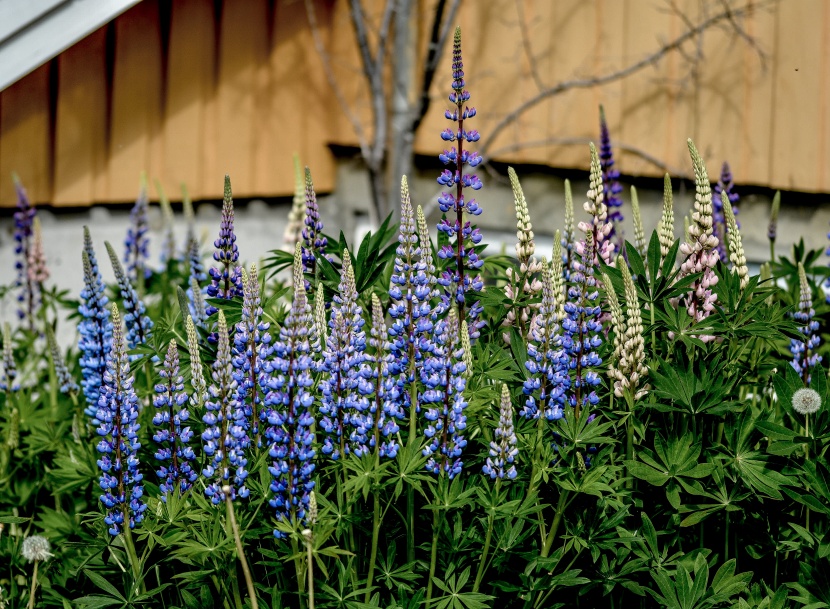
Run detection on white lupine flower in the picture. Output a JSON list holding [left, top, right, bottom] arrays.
[[630, 186, 647, 259], [722, 190, 748, 289], [658, 173, 675, 260]]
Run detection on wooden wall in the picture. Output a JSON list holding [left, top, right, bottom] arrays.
[[0, 0, 826, 207]]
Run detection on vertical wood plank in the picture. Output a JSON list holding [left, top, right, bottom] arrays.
[[0, 64, 52, 207], [53, 28, 108, 206], [107, 0, 163, 202]]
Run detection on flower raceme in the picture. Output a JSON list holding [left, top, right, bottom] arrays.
[[790, 262, 821, 384], [106, 242, 153, 351], [123, 183, 150, 285], [483, 384, 518, 480], [206, 176, 243, 317]]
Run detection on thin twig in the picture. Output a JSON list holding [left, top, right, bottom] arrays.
[[515, 0, 546, 93], [480, 0, 769, 158]]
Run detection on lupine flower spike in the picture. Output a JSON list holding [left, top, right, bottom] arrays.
[[202, 310, 249, 503], [301, 167, 327, 278], [1, 323, 19, 393], [186, 314, 207, 410], [769, 191, 781, 261], [232, 264, 272, 446], [95, 304, 146, 535], [502, 168, 543, 342], [152, 340, 196, 498], [264, 244, 316, 535], [421, 308, 468, 478], [562, 180, 575, 278], [614, 261, 648, 400], [722, 192, 749, 290], [157, 182, 177, 266], [417, 204, 439, 299], [319, 250, 370, 458], [388, 179, 433, 431], [790, 263, 821, 384], [79, 229, 113, 419], [437, 27, 484, 338], [123, 181, 150, 287], [45, 325, 78, 395], [563, 232, 603, 419], [658, 174, 675, 262], [630, 186, 647, 259], [313, 282, 327, 357], [28, 217, 49, 294], [368, 293, 402, 458], [604, 271, 626, 380], [598, 106, 624, 246], [713, 162, 739, 263], [675, 140, 719, 341], [189, 276, 208, 328], [105, 242, 153, 350], [283, 154, 307, 250], [483, 384, 518, 480], [12, 178, 37, 328], [577, 144, 615, 268], [522, 259, 568, 421], [551, 234, 566, 320], [206, 176, 243, 317]]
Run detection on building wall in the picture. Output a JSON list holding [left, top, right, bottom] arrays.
[[0, 0, 827, 208]]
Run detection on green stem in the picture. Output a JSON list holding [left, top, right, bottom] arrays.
[[425, 507, 441, 604], [122, 522, 144, 594], [406, 372, 418, 564], [305, 532, 315, 609], [473, 512, 495, 593], [290, 537, 307, 609], [528, 414, 546, 544], [230, 570, 244, 609], [225, 492, 259, 609], [625, 391, 636, 491], [540, 491, 568, 558], [769, 239, 775, 263], [364, 491, 382, 602], [27, 560, 39, 609], [724, 511, 729, 561]]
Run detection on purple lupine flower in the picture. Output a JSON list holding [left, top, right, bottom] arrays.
[[152, 340, 196, 498], [232, 265, 272, 447], [28, 217, 49, 289], [186, 235, 208, 322], [95, 304, 146, 536], [420, 308, 468, 478], [791, 263, 822, 384], [368, 294, 403, 458], [1, 323, 19, 393], [105, 242, 153, 351], [319, 250, 371, 459], [206, 176, 243, 317], [676, 141, 719, 341], [522, 260, 569, 421], [301, 167, 328, 279], [387, 179, 434, 434], [598, 107, 623, 245], [713, 161, 739, 263], [123, 184, 150, 286], [562, 233, 603, 419], [202, 310, 249, 503], [436, 27, 484, 340], [264, 245, 316, 536], [79, 228, 113, 420], [46, 325, 78, 395], [483, 384, 518, 480], [12, 179, 38, 329]]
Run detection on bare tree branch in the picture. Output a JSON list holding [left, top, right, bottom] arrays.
[[515, 0, 546, 93], [303, 0, 370, 161], [480, 0, 769, 159]]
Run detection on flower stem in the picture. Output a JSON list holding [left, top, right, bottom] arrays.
[[304, 531, 315, 609], [425, 506, 441, 604], [121, 521, 144, 594], [27, 560, 39, 609], [364, 490, 382, 603], [473, 480, 499, 593], [541, 491, 568, 558], [224, 491, 259, 609]]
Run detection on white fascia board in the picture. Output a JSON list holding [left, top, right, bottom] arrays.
[[0, 0, 142, 92]]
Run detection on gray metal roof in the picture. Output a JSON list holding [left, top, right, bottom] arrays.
[[0, 0, 142, 92]]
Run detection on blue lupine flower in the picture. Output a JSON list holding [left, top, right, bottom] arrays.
[[713, 161, 739, 263], [420, 308, 468, 478], [232, 265, 272, 447], [202, 310, 249, 503], [46, 325, 78, 395], [1, 323, 19, 393], [301, 167, 328, 278], [522, 260, 569, 421], [791, 263, 822, 384], [264, 245, 316, 536], [12, 179, 38, 327], [319, 250, 371, 459], [598, 107, 623, 243], [388, 180, 434, 430], [435, 27, 484, 339], [152, 340, 196, 499], [562, 233, 603, 418], [106, 242, 153, 351], [483, 384, 518, 480], [186, 235, 208, 323], [79, 228, 113, 419], [123, 185, 150, 285], [368, 294, 403, 458], [95, 304, 146, 535], [206, 176, 243, 317]]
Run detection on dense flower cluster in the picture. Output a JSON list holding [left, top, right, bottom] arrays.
[[598, 107, 624, 244], [13, 180, 38, 327], [152, 340, 196, 498], [106, 242, 153, 350], [659, 174, 675, 261], [367, 294, 403, 458], [123, 185, 150, 285], [576, 144, 614, 268], [206, 176, 243, 317], [436, 27, 484, 339], [301, 168, 328, 278], [790, 262, 821, 383], [95, 305, 146, 535], [46, 325, 78, 395], [722, 192, 749, 289], [79, 229, 113, 418], [483, 384, 518, 480], [607, 260, 648, 400], [1, 324, 18, 393], [713, 161, 739, 263], [283, 155, 307, 251]]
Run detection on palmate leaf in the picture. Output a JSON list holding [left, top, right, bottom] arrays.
[[649, 353, 737, 415], [646, 555, 752, 609]]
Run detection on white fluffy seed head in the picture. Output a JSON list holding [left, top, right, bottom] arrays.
[[792, 388, 821, 415], [21, 535, 52, 562]]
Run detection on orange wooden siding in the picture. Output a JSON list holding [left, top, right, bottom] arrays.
[[0, 0, 825, 207]]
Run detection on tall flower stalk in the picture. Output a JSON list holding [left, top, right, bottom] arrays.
[[562, 180, 575, 278], [436, 27, 484, 339], [284, 155, 307, 250], [722, 192, 749, 290], [106, 242, 153, 350], [658, 174, 675, 264], [769, 191, 781, 262], [301, 168, 328, 279], [791, 263, 821, 384], [13, 179, 38, 330], [713, 161, 739, 264], [630, 186, 647, 260], [598, 106, 624, 246], [206, 176, 243, 317], [577, 144, 614, 268], [123, 182, 150, 290]]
